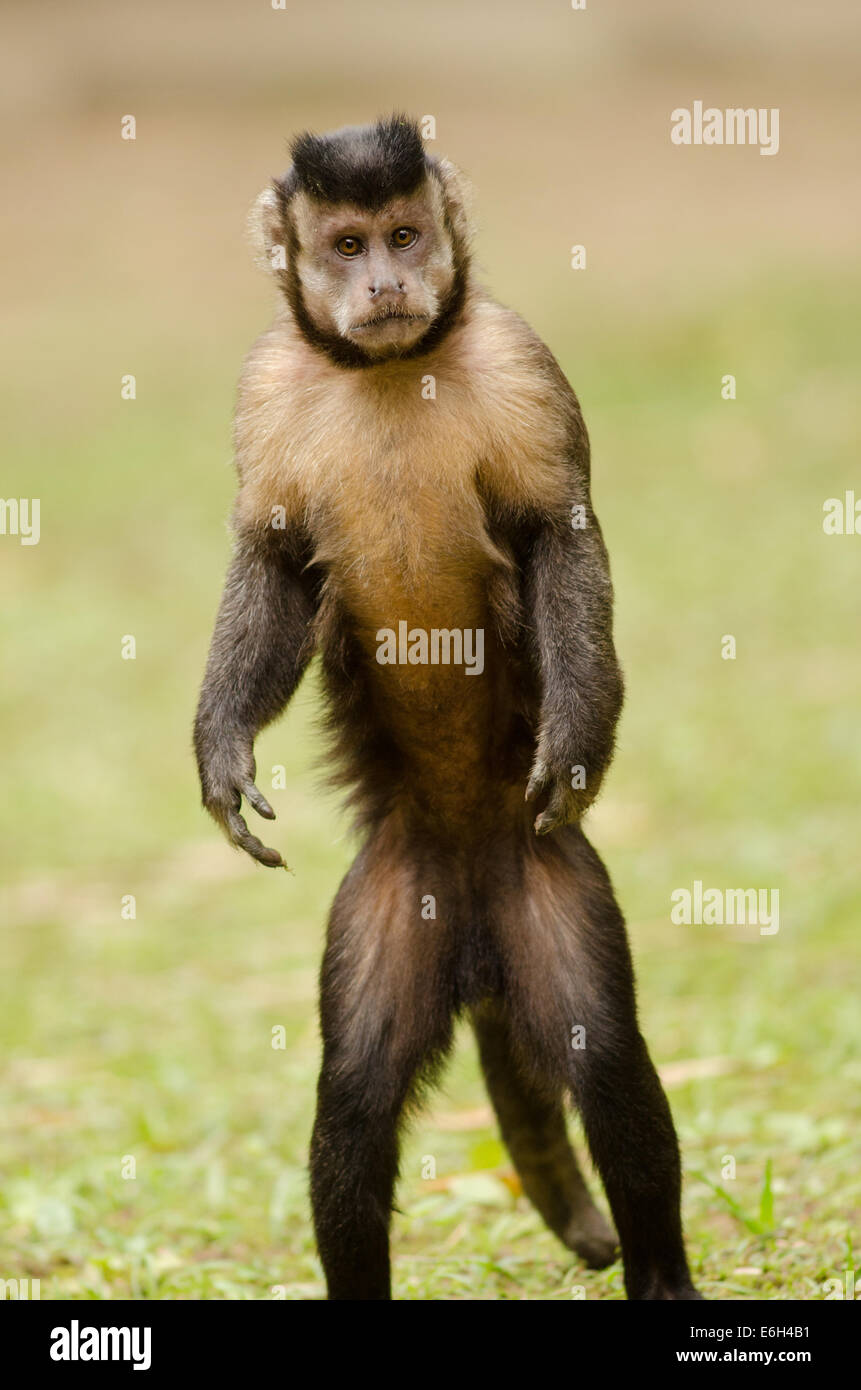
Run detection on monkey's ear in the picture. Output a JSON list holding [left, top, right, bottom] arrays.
[[432, 157, 475, 250], [248, 182, 287, 276]]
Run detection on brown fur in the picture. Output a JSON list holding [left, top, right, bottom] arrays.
[[194, 118, 699, 1300], [232, 293, 582, 827]]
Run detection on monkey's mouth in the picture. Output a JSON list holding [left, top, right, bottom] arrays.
[[351, 309, 429, 332]]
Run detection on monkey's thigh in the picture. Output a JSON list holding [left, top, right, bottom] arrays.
[[492, 826, 696, 1298], [309, 827, 456, 1299]]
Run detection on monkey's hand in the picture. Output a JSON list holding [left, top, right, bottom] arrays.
[[525, 752, 596, 836], [199, 742, 287, 869]]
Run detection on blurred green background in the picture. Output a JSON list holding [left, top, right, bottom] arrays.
[[0, 0, 858, 1299]]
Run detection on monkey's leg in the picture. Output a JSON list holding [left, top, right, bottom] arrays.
[[500, 829, 699, 1300], [309, 835, 454, 1301], [472, 998, 617, 1268]]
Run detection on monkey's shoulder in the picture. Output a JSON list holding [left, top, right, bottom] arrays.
[[232, 318, 336, 528], [454, 297, 590, 511]]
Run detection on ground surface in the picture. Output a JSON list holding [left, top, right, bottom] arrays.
[[0, 0, 858, 1299]]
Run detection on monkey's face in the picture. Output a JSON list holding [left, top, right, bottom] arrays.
[[290, 181, 456, 360]]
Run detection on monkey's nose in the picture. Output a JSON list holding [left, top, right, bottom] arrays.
[[368, 281, 406, 299]]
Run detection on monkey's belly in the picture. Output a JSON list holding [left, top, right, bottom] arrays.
[[375, 665, 511, 814], [323, 504, 528, 823], [352, 592, 525, 824]]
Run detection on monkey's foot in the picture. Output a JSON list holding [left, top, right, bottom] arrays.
[[646, 1283, 704, 1301], [560, 1204, 619, 1269]]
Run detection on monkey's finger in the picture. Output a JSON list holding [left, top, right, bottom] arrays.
[[525, 762, 550, 802], [226, 808, 284, 868], [534, 783, 568, 835], [242, 781, 276, 820]]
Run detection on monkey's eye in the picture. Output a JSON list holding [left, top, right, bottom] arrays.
[[391, 227, 418, 249], [335, 236, 364, 258]]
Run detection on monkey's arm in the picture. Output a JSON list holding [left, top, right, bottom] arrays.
[[522, 498, 624, 835], [193, 523, 318, 867]]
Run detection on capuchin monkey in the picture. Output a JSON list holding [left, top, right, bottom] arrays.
[[193, 115, 700, 1301]]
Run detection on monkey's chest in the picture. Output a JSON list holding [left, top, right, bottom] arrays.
[[319, 455, 496, 630], [318, 450, 509, 735], [307, 417, 525, 790]]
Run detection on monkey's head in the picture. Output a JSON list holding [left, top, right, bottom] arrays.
[[253, 115, 473, 368]]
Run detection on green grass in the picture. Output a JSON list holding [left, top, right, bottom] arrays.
[[1, 264, 858, 1299]]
